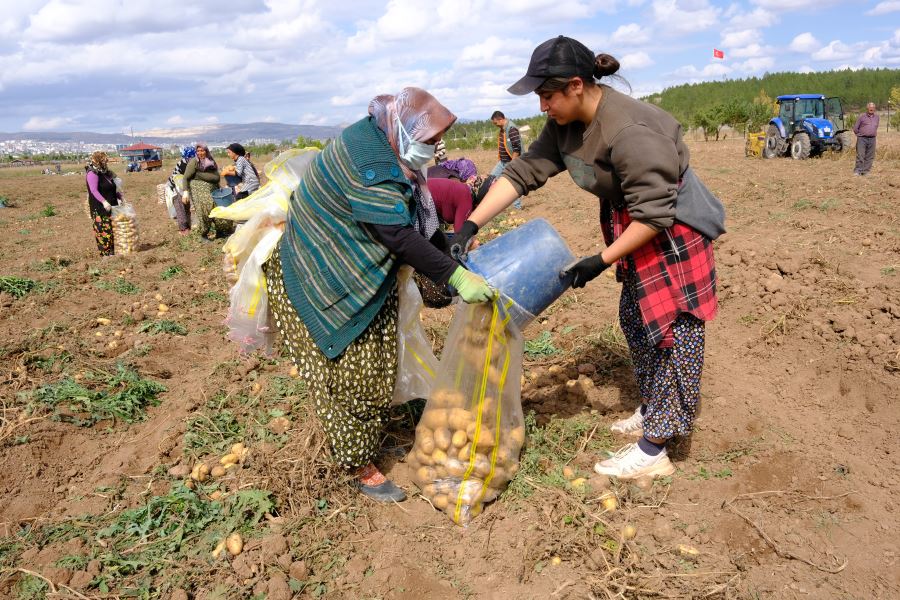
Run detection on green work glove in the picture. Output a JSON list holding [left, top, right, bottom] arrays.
[[448, 266, 496, 304]]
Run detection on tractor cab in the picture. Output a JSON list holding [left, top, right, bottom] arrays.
[[764, 94, 851, 160]]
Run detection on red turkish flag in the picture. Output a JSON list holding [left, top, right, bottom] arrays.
[[713, 48, 725, 59]]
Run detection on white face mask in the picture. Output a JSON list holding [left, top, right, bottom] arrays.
[[401, 140, 435, 171], [396, 116, 435, 172]]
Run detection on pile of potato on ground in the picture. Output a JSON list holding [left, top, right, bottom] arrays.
[[409, 303, 525, 525]]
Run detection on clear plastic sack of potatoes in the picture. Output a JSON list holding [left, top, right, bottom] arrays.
[[111, 203, 139, 255], [409, 298, 525, 526], [392, 265, 439, 406]]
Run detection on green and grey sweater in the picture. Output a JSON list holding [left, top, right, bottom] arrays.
[[280, 116, 418, 359]]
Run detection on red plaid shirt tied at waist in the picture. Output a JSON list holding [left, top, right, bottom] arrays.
[[602, 202, 718, 348]]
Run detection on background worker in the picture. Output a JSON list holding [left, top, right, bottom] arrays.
[[490, 110, 523, 208], [853, 102, 879, 176]]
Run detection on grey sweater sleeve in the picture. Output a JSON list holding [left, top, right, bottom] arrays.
[[608, 124, 679, 231], [499, 124, 566, 197]]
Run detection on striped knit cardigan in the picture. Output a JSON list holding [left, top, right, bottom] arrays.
[[280, 116, 417, 359]]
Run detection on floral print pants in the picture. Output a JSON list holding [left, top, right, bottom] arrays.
[[619, 277, 705, 440], [264, 247, 399, 468], [91, 210, 114, 256]]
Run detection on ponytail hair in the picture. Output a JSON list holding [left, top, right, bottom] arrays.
[[593, 53, 620, 78]]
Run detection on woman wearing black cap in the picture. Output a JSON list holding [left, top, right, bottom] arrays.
[[453, 36, 725, 481], [223, 143, 260, 201]]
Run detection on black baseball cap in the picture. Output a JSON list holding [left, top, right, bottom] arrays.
[[508, 36, 596, 95]]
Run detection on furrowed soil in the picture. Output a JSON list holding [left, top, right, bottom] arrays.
[[0, 137, 897, 600]]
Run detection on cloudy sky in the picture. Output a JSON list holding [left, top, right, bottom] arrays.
[[2, 0, 898, 133]]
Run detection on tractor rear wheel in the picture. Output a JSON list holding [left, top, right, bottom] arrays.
[[835, 131, 853, 153], [791, 133, 811, 160], [763, 125, 785, 158]]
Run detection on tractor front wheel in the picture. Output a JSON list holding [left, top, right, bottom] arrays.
[[835, 131, 853, 153], [763, 125, 785, 158], [791, 133, 811, 160]]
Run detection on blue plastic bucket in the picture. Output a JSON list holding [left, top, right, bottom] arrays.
[[224, 174, 241, 187], [464, 218, 575, 329], [212, 187, 235, 208]]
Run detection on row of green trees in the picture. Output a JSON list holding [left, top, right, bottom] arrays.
[[646, 68, 900, 125]]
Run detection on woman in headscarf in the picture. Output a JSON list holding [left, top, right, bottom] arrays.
[[167, 146, 196, 234], [264, 87, 495, 502], [84, 151, 121, 256], [183, 143, 229, 241]]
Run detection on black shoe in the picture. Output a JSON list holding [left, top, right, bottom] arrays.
[[354, 479, 406, 502]]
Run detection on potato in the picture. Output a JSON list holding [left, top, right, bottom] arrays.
[[158, 303, 170, 313], [191, 463, 210, 482], [509, 426, 526, 447], [422, 484, 436, 497], [415, 449, 433, 466], [211, 466, 226, 478], [225, 533, 243, 556], [417, 430, 435, 455], [472, 455, 494, 478], [433, 427, 452, 451], [154, 293, 163, 301], [434, 465, 448, 479], [416, 466, 436, 485], [231, 442, 247, 458], [432, 494, 448, 509], [622, 524, 637, 540], [431, 448, 448, 465], [209, 490, 223, 501], [445, 459, 466, 478], [448, 408, 472, 431], [451, 430, 468, 448], [601, 496, 618, 512], [562, 465, 576, 480], [96, 317, 112, 325], [473, 430, 497, 450], [220, 453, 239, 466], [420, 408, 448, 430], [457, 443, 472, 461], [431, 389, 463, 408]]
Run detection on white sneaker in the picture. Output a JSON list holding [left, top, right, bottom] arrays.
[[594, 443, 676, 480], [610, 406, 644, 437]]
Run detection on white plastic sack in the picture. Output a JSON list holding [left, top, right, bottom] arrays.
[[392, 266, 439, 405], [211, 149, 320, 354]]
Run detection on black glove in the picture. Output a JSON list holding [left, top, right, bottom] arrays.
[[561, 255, 610, 288], [450, 220, 479, 261]]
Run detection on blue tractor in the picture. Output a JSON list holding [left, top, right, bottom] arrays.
[[764, 94, 853, 159]]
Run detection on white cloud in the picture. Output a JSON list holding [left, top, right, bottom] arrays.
[[673, 62, 731, 79], [734, 56, 775, 72], [751, 0, 841, 10], [812, 40, 857, 62], [720, 29, 761, 49], [789, 33, 821, 53], [727, 7, 775, 29], [166, 115, 185, 125], [652, 0, 719, 34], [728, 43, 770, 59], [620, 51, 654, 70], [22, 115, 73, 130], [611, 23, 651, 46], [867, 1, 900, 15]]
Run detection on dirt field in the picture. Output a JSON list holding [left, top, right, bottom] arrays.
[[0, 137, 898, 600]]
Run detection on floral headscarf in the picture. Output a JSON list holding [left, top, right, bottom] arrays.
[[89, 151, 109, 173], [368, 87, 456, 238]]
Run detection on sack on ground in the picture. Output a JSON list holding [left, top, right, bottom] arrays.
[[409, 299, 525, 526], [111, 203, 139, 255], [393, 266, 439, 405]]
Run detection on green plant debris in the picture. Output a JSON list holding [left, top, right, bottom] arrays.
[[40, 204, 57, 217], [0, 276, 37, 298], [505, 412, 614, 499], [34, 257, 72, 272], [524, 330, 560, 358], [139, 320, 187, 336], [95, 277, 140, 295], [26, 364, 166, 426], [160, 265, 184, 280]]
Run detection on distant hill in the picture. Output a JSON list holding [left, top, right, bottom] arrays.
[[644, 68, 900, 124], [0, 122, 344, 145]]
